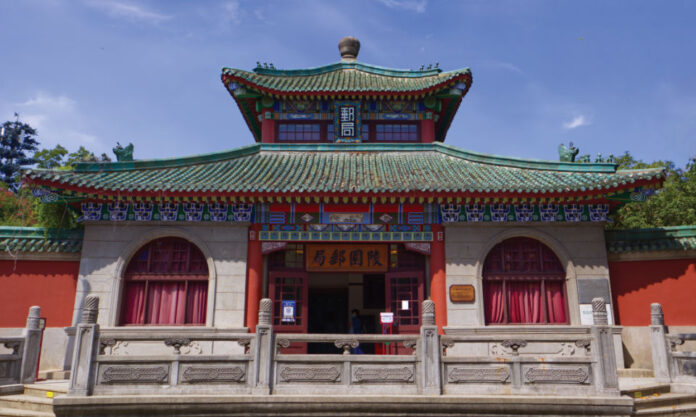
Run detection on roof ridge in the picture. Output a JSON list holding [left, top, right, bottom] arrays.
[[23, 143, 661, 175], [0, 226, 83, 239], [222, 61, 469, 78]]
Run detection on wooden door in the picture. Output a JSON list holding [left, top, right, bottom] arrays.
[[268, 270, 308, 353], [386, 270, 424, 335]]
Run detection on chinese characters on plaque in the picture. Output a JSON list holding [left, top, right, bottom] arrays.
[[306, 244, 388, 272], [333, 100, 361, 142]]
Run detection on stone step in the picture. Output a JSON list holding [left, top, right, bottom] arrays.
[[634, 392, 696, 412], [0, 407, 54, 417], [618, 368, 655, 378], [37, 370, 70, 381], [634, 403, 696, 416], [0, 396, 53, 414], [622, 383, 672, 398], [22, 383, 68, 399]]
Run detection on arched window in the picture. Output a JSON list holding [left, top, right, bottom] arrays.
[[483, 237, 567, 325], [120, 237, 208, 325]]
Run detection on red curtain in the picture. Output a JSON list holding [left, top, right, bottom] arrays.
[[545, 281, 567, 323], [121, 281, 207, 325], [507, 282, 542, 323], [121, 282, 146, 325], [185, 282, 208, 324], [484, 282, 505, 324]]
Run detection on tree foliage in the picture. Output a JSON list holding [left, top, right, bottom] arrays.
[[610, 152, 696, 229], [0, 121, 39, 189]]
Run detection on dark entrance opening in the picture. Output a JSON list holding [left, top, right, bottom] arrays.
[[307, 287, 348, 353]]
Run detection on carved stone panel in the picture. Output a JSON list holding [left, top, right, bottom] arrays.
[[180, 364, 246, 383], [677, 358, 696, 377], [352, 365, 415, 384], [278, 365, 341, 383], [0, 361, 12, 379], [446, 365, 511, 383], [99, 364, 169, 384], [523, 365, 590, 384]]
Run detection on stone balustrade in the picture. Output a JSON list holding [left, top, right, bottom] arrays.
[[0, 306, 43, 388], [67, 297, 620, 397], [650, 302, 696, 383]]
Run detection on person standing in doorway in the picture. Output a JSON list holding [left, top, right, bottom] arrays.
[[350, 309, 364, 354]]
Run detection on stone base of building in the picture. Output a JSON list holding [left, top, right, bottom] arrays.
[[54, 394, 634, 417]]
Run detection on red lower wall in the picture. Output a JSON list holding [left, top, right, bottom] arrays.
[[0, 260, 79, 327], [609, 258, 696, 326]]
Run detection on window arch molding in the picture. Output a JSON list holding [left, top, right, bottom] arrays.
[[473, 228, 579, 325], [108, 227, 217, 327]]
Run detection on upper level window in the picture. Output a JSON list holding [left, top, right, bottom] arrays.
[[278, 123, 321, 141], [375, 124, 418, 141], [483, 237, 567, 325], [120, 237, 208, 326]]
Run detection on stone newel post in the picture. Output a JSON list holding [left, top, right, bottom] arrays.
[[419, 299, 442, 395], [649, 303, 672, 382], [590, 297, 618, 393], [69, 295, 101, 396], [20, 306, 43, 384], [252, 298, 274, 394]]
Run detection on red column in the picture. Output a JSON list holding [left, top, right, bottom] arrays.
[[261, 114, 275, 143], [430, 224, 447, 334], [421, 119, 435, 143], [245, 224, 263, 332]]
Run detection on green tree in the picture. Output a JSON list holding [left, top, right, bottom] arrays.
[[63, 146, 111, 169], [0, 120, 39, 190], [610, 152, 696, 229], [34, 144, 68, 169]]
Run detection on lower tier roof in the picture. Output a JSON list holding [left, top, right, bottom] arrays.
[[23, 143, 664, 203]]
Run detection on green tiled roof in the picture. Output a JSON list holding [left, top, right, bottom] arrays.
[[23, 143, 663, 201], [0, 227, 83, 254], [606, 226, 696, 253], [221, 62, 471, 97]]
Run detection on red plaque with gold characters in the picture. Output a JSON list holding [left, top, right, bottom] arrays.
[[306, 244, 388, 272], [449, 285, 475, 303]]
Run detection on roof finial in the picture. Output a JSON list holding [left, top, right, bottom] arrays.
[[338, 36, 360, 61]]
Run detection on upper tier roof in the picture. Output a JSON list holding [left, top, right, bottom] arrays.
[[221, 62, 472, 98], [23, 143, 664, 203]]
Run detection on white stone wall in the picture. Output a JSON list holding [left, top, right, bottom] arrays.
[[444, 223, 612, 328], [74, 223, 248, 329]]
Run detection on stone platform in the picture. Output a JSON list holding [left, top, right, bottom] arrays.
[[53, 394, 634, 417]]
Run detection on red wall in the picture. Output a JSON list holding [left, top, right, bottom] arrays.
[[609, 258, 696, 326], [0, 260, 79, 327]]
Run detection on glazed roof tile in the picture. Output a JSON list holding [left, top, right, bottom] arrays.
[[0, 227, 83, 254], [23, 143, 664, 200], [606, 226, 696, 253], [221, 62, 471, 97]]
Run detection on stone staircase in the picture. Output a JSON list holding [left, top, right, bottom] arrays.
[[621, 377, 696, 416], [0, 381, 67, 417]]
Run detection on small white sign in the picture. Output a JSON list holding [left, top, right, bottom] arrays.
[[380, 312, 394, 324], [579, 304, 613, 325], [401, 300, 409, 310]]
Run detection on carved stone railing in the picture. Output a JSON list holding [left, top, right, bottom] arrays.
[[650, 302, 696, 383], [68, 296, 254, 396], [67, 297, 620, 397], [0, 306, 43, 387], [441, 297, 619, 396], [272, 333, 422, 395]]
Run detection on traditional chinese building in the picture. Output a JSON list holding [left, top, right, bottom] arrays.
[[3, 37, 695, 416]]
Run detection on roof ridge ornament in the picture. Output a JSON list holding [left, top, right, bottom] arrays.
[[338, 36, 360, 61]]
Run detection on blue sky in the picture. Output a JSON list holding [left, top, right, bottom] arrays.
[[1, 0, 695, 168]]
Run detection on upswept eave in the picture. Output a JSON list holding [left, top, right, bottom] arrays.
[[22, 143, 665, 202]]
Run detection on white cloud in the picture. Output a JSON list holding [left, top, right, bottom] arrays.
[[222, 0, 241, 24], [5, 91, 106, 153], [85, 0, 171, 23], [563, 115, 589, 129], [377, 0, 427, 13]]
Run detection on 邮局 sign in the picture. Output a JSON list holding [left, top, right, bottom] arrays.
[[306, 244, 388, 272]]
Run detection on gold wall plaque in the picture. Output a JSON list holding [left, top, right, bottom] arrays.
[[449, 285, 475, 303]]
